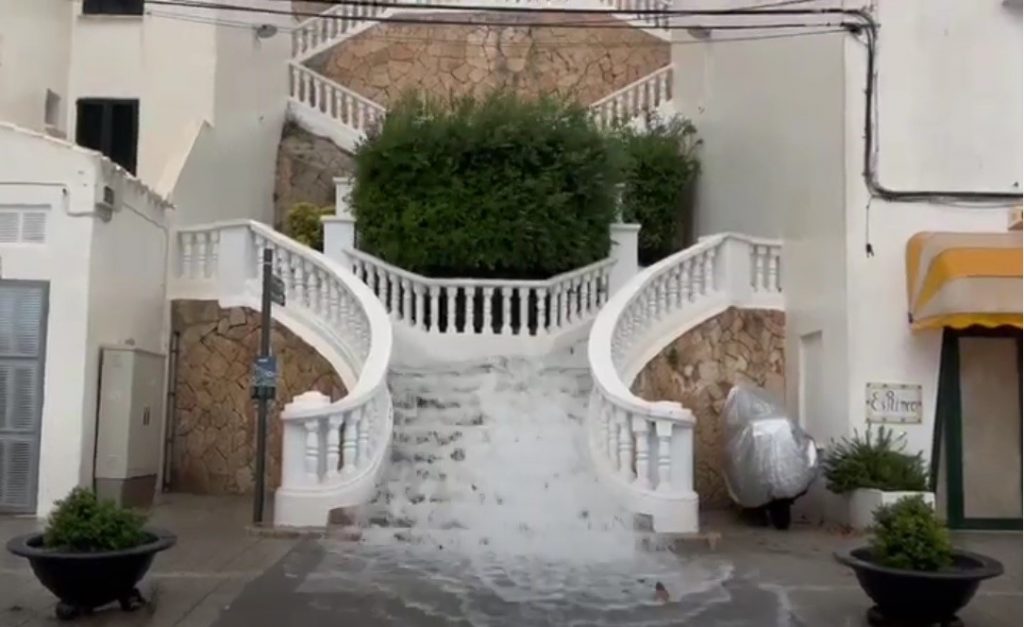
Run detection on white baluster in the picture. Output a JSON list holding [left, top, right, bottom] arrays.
[[326, 414, 343, 478], [632, 417, 651, 490], [446, 286, 457, 333], [482, 286, 494, 334], [618, 411, 634, 481], [768, 249, 780, 292], [518, 287, 529, 335], [704, 246, 716, 292], [304, 419, 320, 481], [682, 258, 694, 302], [386, 272, 398, 319], [342, 409, 359, 475], [753, 245, 766, 292], [181, 234, 195, 278], [402, 278, 413, 326], [357, 409, 371, 469], [656, 419, 673, 492], [466, 286, 477, 334], [536, 287, 548, 334], [428, 285, 440, 333], [498, 287, 511, 334]]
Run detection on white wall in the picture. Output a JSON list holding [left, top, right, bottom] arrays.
[[0, 126, 171, 515], [670, 1, 847, 239], [840, 0, 1020, 460], [80, 163, 171, 489], [0, 0, 72, 133], [168, 1, 289, 226], [67, 0, 289, 226]]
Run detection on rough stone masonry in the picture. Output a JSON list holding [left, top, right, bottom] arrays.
[[170, 301, 347, 495], [632, 308, 786, 508]]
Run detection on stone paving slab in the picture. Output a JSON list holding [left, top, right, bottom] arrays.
[[0, 494, 296, 627]]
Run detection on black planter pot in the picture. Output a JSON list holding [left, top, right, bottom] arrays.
[[835, 547, 1003, 626], [6, 528, 175, 620]]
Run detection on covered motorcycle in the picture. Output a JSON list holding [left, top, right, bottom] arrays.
[[722, 383, 818, 529]]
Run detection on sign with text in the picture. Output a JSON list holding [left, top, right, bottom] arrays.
[[865, 382, 923, 424]]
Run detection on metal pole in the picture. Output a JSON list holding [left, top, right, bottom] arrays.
[[253, 248, 273, 524]]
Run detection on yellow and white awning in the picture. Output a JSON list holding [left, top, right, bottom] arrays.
[[906, 232, 1023, 331]]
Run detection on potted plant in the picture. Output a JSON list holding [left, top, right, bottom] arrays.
[[822, 427, 933, 530], [6, 487, 175, 620], [835, 495, 1003, 626]]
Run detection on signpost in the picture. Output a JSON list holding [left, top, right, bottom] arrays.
[[251, 249, 284, 525], [865, 382, 923, 425]]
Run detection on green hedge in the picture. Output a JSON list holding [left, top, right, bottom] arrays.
[[616, 115, 700, 266], [351, 92, 618, 279]]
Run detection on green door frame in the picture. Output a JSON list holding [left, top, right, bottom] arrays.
[[933, 326, 1023, 530]]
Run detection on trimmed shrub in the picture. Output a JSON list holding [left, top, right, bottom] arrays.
[[870, 495, 952, 571], [43, 488, 147, 552], [823, 427, 929, 494], [285, 202, 332, 251], [616, 114, 701, 266], [351, 91, 618, 279]]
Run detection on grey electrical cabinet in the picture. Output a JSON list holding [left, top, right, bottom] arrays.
[[94, 346, 166, 509]]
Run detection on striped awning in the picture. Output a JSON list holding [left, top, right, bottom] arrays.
[[906, 232, 1023, 331]]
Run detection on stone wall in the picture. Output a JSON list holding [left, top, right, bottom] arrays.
[[170, 301, 347, 495], [273, 121, 355, 229], [308, 12, 669, 106], [631, 308, 785, 509]]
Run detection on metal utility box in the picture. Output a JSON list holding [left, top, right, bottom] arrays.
[[94, 346, 166, 509]]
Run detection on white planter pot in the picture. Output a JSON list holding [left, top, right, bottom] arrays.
[[848, 488, 935, 531]]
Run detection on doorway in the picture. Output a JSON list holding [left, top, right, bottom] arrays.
[[0, 281, 49, 513], [935, 327, 1023, 529]]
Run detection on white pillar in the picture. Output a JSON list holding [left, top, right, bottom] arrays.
[[716, 236, 753, 303], [322, 214, 356, 269], [333, 176, 355, 216], [216, 224, 253, 301], [609, 222, 641, 297]]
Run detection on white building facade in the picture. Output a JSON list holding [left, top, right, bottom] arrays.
[[672, 0, 1022, 527]]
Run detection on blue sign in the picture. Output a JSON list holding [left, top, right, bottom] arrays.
[[252, 356, 278, 389]]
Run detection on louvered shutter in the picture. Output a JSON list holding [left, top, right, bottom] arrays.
[[0, 283, 47, 513]]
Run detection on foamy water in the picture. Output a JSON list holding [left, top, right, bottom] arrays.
[[302, 356, 735, 625]]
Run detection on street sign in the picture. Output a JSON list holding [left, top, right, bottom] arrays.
[[252, 355, 278, 388], [269, 275, 286, 306]]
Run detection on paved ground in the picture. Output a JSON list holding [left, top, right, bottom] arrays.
[[2, 500, 1019, 626], [0, 495, 297, 627]]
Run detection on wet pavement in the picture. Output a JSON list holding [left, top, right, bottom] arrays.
[[211, 523, 1022, 627]]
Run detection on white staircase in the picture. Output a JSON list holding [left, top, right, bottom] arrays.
[[586, 233, 784, 533], [286, 0, 675, 152], [169, 221, 395, 528]]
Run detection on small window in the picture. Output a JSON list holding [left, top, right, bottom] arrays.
[[82, 0, 144, 16], [75, 98, 139, 174]]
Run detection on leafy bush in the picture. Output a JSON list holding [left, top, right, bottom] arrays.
[[870, 495, 952, 571], [823, 427, 929, 494], [616, 114, 701, 265], [285, 202, 332, 251], [352, 91, 617, 279], [43, 488, 147, 552]]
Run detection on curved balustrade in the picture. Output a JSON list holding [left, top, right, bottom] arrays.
[[346, 248, 615, 337], [174, 221, 394, 528], [586, 233, 783, 532], [592, 66, 673, 129]]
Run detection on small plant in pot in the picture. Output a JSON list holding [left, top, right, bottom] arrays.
[[823, 427, 933, 530], [835, 496, 1003, 626], [6, 487, 176, 620]]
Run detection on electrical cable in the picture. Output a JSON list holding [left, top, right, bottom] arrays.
[[144, 0, 1022, 205]]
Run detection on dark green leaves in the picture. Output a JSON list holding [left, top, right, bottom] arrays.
[[870, 495, 952, 571], [823, 427, 929, 494], [351, 91, 617, 279], [43, 488, 147, 552]]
